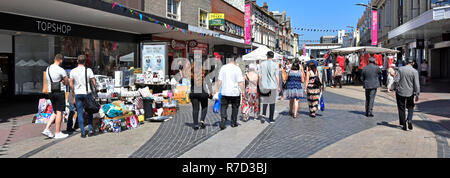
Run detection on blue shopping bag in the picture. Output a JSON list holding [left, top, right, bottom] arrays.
[[320, 94, 325, 111], [213, 89, 222, 113]]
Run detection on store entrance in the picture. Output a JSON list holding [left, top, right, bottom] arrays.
[[0, 53, 13, 99]]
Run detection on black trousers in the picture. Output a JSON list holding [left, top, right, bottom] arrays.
[[190, 93, 209, 127], [221, 96, 241, 125], [334, 76, 342, 88], [365, 89, 377, 115], [396, 93, 415, 125], [262, 103, 276, 122]]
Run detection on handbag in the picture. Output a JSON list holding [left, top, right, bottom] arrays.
[[47, 66, 62, 93], [213, 89, 222, 113], [319, 94, 325, 111], [83, 67, 100, 114]]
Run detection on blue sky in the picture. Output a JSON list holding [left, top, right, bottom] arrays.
[[256, 0, 367, 45]]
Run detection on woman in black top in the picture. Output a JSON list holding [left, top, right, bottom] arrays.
[[189, 63, 212, 130]]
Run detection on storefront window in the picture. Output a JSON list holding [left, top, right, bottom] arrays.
[[14, 31, 137, 95]]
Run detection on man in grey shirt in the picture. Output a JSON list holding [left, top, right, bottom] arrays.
[[361, 57, 382, 118], [394, 58, 420, 131]]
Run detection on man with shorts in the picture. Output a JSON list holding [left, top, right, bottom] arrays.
[[42, 54, 69, 139]]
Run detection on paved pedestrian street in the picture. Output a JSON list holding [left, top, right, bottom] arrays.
[[0, 86, 448, 158]]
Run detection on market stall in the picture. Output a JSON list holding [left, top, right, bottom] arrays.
[[33, 42, 189, 134], [243, 45, 283, 61]]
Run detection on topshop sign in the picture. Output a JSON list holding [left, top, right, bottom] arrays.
[[36, 20, 72, 35]]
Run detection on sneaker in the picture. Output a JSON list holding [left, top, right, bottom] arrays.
[[54, 132, 69, 139], [42, 129, 54, 138]]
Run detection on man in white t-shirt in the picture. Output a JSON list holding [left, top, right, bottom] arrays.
[[217, 57, 245, 130], [70, 55, 97, 138], [42, 54, 69, 139]]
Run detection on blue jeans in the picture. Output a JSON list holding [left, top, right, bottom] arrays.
[[75, 94, 93, 134]]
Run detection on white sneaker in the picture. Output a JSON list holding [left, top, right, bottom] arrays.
[[54, 132, 69, 139], [41, 129, 54, 138]]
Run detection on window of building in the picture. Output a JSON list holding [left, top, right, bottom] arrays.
[[199, 9, 208, 28], [14, 31, 137, 95], [167, 0, 180, 20]]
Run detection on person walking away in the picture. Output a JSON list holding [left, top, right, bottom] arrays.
[[304, 62, 322, 118], [189, 63, 212, 130], [420, 60, 428, 85], [284, 61, 305, 119], [395, 58, 420, 131], [334, 65, 343, 88], [387, 64, 396, 92], [42, 54, 69, 139], [259, 51, 280, 123], [241, 63, 260, 122], [217, 57, 245, 130], [65, 84, 78, 134], [70, 55, 97, 138], [361, 57, 382, 118], [280, 63, 287, 101]]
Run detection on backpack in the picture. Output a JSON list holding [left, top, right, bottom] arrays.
[[335, 66, 343, 77]]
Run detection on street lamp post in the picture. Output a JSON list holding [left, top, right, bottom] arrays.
[[356, 2, 378, 46]]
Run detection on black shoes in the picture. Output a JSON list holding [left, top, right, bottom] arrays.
[[88, 131, 94, 137], [231, 123, 238, 128], [81, 132, 87, 138], [402, 124, 408, 131], [220, 119, 226, 130], [408, 121, 413, 130], [366, 112, 374, 118], [200, 122, 206, 129], [194, 126, 199, 131]]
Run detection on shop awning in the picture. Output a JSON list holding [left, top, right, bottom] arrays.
[[120, 53, 134, 62], [0, 0, 188, 38], [388, 6, 450, 41]]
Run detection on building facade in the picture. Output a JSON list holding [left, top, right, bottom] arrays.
[[368, 0, 450, 80], [248, 0, 278, 50]]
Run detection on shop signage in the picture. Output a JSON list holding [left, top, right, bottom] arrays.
[[372, 10, 378, 46], [209, 13, 225, 26], [244, 4, 252, 45], [189, 43, 208, 55], [36, 20, 72, 35], [188, 40, 198, 48]]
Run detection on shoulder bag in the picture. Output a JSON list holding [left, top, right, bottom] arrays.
[[83, 67, 100, 114], [47, 66, 62, 93]]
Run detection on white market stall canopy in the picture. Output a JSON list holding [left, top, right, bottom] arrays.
[[243, 45, 283, 61], [298, 55, 311, 62], [119, 53, 134, 62], [330, 46, 400, 55]]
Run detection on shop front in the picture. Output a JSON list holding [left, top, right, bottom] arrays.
[[0, 0, 196, 127], [0, 12, 140, 96]]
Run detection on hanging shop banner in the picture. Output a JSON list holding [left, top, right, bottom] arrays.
[[209, 13, 225, 26], [303, 43, 306, 56], [372, 10, 378, 46], [244, 4, 252, 45], [142, 43, 168, 79]]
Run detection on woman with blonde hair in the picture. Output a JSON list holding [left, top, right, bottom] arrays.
[[241, 63, 260, 122]]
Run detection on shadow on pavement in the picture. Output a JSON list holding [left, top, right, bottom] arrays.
[[377, 121, 401, 129], [348, 111, 366, 116], [0, 97, 41, 123], [417, 99, 450, 119], [413, 120, 450, 139]]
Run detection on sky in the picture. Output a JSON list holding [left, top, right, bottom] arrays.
[[256, 0, 367, 45]]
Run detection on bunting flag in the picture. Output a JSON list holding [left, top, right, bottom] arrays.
[[112, 2, 117, 8]]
